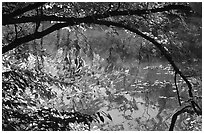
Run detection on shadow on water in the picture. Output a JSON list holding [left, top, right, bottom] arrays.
[[95, 60, 184, 130]]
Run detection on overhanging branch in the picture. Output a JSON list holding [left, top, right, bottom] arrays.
[[2, 16, 98, 54], [2, 6, 198, 107], [2, 23, 71, 54], [92, 20, 200, 112], [3, 4, 192, 25], [169, 105, 192, 131]]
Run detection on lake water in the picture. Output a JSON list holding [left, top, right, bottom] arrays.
[[83, 60, 201, 131], [50, 59, 201, 131]]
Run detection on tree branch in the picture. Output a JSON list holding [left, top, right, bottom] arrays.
[[3, 23, 71, 54], [2, 16, 98, 54], [3, 4, 192, 25], [174, 71, 182, 106], [92, 20, 199, 110], [2, 5, 198, 106], [169, 105, 192, 131]]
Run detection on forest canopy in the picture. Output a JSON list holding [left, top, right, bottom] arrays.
[[2, 2, 202, 131]]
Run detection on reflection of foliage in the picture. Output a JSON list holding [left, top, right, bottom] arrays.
[[2, 69, 113, 131], [3, 107, 94, 131]]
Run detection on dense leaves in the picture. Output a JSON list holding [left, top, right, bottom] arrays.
[[2, 2, 202, 131], [2, 70, 110, 131]]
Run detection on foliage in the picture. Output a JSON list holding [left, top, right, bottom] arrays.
[[2, 69, 113, 131], [2, 2, 202, 131]]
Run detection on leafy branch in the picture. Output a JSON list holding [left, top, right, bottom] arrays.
[[3, 4, 191, 25], [2, 4, 193, 54], [2, 2, 200, 112]]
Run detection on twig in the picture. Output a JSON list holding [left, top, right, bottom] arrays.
[[14, 24, 18, 39], [174, 71, 182, 106], [115, 3, 120, 11], [169, 105, 191, 131]]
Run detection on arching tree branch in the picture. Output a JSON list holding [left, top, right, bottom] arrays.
[[91, 20, 201, 113], [3, 4, 192, 25], [2, 4, 193, 55], [169, 105, 192, 131], [2, 5, 198, 108]]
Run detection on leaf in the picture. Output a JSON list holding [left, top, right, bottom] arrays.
[[97, 112, 104, 123], [35, 94, 38, 99], [133, 98, 139, 110], [99, 115, 104, 123], [106, 113, 113, 121], [100, 111, 112, 121]]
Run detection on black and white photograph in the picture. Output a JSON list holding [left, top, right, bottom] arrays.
[[2, 2, 202, 131]]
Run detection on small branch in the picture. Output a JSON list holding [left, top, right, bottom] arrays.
[[174, 71, 182, 106], [106, 3, 113, 12], [14, 24, 18, 39], [3, 23, 71, 54], [115, 3, 120, 11], [191, 101, 202, 115], [35, 8, 40, 33], [169, 105, 191, 131]]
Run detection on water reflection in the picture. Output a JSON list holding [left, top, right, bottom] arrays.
[[96, 62, 181, 130]]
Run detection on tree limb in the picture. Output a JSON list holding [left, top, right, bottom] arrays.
[[174, 71, 182, 106], [2, 5, 198, 107], [169, 105, 191, 131], [3, 4, 192, 25], [2, 15, 98, 54], [92, 20, 200, 112], [3, 23, 71, 54]]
